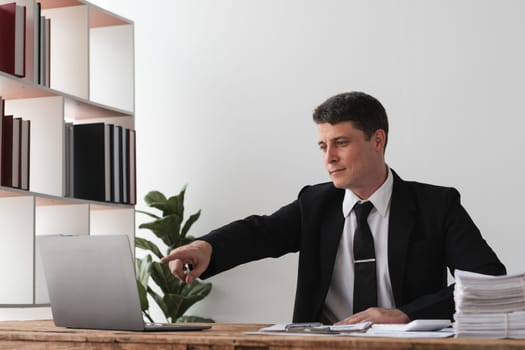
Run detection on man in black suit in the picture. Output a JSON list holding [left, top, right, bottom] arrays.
[[161, 91, 506, 324]]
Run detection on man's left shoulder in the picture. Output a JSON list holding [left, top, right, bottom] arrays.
[[393, 171, 460, 202]]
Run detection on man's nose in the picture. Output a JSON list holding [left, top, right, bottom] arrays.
[[325, 145, 338, 163]]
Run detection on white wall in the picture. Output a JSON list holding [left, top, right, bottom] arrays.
[[8, 0, 522, 323]]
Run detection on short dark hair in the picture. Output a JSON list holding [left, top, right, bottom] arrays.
[[313, 91, 389, 148]]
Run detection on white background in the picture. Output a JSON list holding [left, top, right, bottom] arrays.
[[3, 0, 525, 323]]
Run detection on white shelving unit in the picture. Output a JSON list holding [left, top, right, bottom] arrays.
[[0, 0, 134, 307]]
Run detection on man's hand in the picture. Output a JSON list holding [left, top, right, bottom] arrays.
[[335, 307, 410, 325], [160, 240, 212, 284]]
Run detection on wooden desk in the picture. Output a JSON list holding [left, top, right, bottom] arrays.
[[0, 320, 524, 350]]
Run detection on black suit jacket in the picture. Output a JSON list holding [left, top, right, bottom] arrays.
[[200, 170, 506, 322]]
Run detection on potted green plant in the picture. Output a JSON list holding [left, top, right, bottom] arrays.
[[135, 187, 213, 323]]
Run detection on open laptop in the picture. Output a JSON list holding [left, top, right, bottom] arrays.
[[37, 234, 211, 332]]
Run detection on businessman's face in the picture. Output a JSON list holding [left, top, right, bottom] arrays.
[[317, 121, 386, 198]]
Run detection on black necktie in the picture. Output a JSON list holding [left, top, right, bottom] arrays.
[[353, 201, 377, 313]]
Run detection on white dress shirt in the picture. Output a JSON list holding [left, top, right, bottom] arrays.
[[322, 167, 395, 323]]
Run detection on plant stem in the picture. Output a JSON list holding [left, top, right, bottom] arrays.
[[144, 310, 155, 323]]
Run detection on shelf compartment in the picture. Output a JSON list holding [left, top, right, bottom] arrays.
[[0, 196, 34, 304], [42, 4, 89, 99], [5, 96, 65, 197], [1, 72, 133, 117], [89, 24, 134, 112]]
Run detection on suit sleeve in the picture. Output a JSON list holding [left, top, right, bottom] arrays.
[[198, 199, 302, 279], [398, 188, 506, 320]]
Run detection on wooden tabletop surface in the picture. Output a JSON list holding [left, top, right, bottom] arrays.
[[0, 320, 524, 350]]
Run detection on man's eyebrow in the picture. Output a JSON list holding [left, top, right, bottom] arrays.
[[318, 136, 350, 144], [331, 136, 351, 143]]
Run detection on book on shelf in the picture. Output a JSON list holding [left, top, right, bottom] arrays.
[[73, 123, 110, 202], [128, 129, 136, 205], [104, 122, 111, 202], [20, 0, 51, 85], [38, 14, 50, 86], [121, 126, 128, 204], [20, 119, 30, 190], [64, 122, 72, 196], [0, 2, 26, 77], [33, 1, 40, 84], [1, 112, 31, 190], [69, 122, 136, 204], [112, 124, 121, 203], [11, 116, 21, 188], [1, 115, 14, 187]]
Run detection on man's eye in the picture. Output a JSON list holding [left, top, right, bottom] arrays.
[[336, 140, 349, 147], [319, 145, 327, 152]]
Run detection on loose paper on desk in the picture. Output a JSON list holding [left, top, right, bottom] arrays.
[[350, 330, 453, 338], [371, 319, 451, 332], [258, 322, 371, 334], [251, 320, 453, 338], [355, 319, 453, 338]]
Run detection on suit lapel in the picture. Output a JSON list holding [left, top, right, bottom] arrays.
[[318, 188, 345, 310], [388, 171, 416, 306]]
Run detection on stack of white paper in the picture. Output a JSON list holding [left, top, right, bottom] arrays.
[[454, 269, 525, 338]]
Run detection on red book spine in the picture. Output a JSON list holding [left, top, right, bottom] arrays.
[[0, 3, 17, 75]]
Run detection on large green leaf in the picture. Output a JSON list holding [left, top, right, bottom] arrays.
[[181, 210, 201, 238], [135, 255, 153, 311], [139, 214, 183, 247], [149, 261, 185, 294], [182, 280, 212, 297], [146, 187, 185, 216], [148, 287, 168, 319], [162, 280, 212, 320], [137, 281, 149, 312], [169, 186, 186, 216], [144, 191, 167, 206], [135, 237, 163, 260], [167, 236, 194, 255]]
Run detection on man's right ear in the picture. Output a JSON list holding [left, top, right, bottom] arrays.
[[373, 129, 387, 151]]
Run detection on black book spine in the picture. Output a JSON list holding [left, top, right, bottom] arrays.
[[73, 123, 106, 201]]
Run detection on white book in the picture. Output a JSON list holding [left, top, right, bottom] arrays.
[[63, 122, 72, 196], [14, 5, 25, 77], [39, 15, 45, 85], [33, 2, 41, 84], [20, 119, 30, 190], [44, 17, 50, 86], [11, 117, 21, 188]]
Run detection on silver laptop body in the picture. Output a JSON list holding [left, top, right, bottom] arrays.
[[38, 234, 210, 332]]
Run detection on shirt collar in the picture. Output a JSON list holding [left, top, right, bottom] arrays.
[[342, 166, 393, 218]]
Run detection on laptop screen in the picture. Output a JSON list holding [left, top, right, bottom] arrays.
[[38, 235, 147, 331]]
